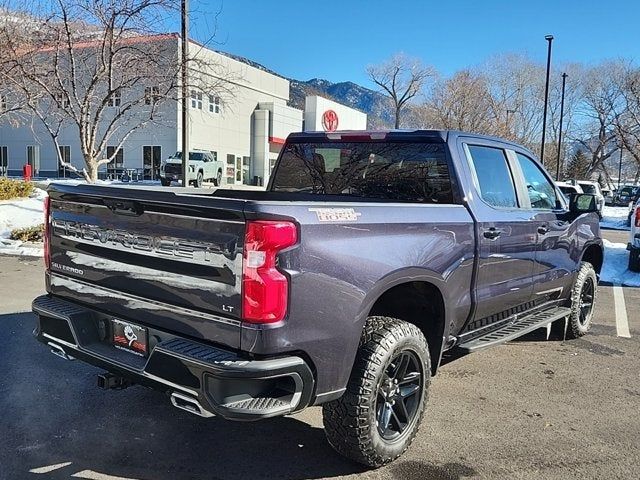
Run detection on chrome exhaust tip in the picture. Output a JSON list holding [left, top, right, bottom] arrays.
[[48, 342, 75, 361], [170, 391, 215, 418]]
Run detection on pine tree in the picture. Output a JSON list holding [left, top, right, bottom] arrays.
[[564, 150, 590, 180]]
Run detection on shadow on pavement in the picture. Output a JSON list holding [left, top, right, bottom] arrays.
[[0, 312, 367, 480], [389, 460, 476, 480]]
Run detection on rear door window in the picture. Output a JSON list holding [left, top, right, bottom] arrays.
[[466, 145, 518, 208], [271, 142, 454, 204], [515, 153, 557, 209]]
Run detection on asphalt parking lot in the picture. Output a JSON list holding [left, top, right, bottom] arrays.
[[1, 229, 639, 480]]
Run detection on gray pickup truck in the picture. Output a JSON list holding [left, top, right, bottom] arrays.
[[33, 130, 603, 467]]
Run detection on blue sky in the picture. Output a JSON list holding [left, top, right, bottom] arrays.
[[179, 0, 640, 86]]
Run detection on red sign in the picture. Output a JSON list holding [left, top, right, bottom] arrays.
[[322, 110, 339, 132]]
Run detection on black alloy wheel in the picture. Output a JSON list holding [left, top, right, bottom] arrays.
[[376, 351, 423, 441]]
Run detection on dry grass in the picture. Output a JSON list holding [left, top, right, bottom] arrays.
[[0, 178, 35, 200], [10, 224, 44, 242]]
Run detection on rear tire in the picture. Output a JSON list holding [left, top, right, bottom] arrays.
[[566, 261, 597, 339], [629, 248, 640, 272], [214, 169, 222, 187], [195, 171, 203, 188], [322, 316, 430, 467]]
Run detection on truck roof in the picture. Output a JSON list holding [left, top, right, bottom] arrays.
[[287, 129, 537, 156]]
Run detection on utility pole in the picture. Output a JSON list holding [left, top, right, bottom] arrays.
[[555, 72, 567, 181], [618, 146, 623, 190], [181, 0, 189, 187], [540, 35, 554, 166]]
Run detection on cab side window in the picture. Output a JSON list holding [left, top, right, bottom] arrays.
[[467, 145, 518, 208], [515, 153, 557, 209]]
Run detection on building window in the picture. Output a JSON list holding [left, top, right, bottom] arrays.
[[106, 146, 124, 178], [143, 145, 162, 180], [144, 86, 160, 105], [208, 95, 220, 113], [0, 95, 6, 113], [226, 153, 235, 184], [191, 90, 202, 110], [108, 90, 122, 107], [0, 146, 7, 176], [58, 145, 71, 177], [27, 145, 40, 175]]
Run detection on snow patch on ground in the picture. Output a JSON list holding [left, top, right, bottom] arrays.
[[600, 206, 630, 231], [600, 239, 640, 287], [0, 188, 46, 257]]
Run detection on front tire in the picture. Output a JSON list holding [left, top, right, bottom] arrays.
[[322, 317, 430, 467], [160, 178, 171, 186], [566, 261, 597, 339]]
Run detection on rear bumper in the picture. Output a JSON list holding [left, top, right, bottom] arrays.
[[32, 295, 315, 421]]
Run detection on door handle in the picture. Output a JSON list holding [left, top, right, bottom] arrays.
[[537, 225, 549, 235], [483, 228, 502, 240]]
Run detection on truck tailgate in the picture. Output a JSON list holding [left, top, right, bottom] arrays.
[[47, 184, 246, 349]]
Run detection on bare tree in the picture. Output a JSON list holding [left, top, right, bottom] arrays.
[[1, 0, 233, 182], [612, 64, 640, 182], [367, 53, 433, 129], [420, 69, 495, 134], [571, 61, 626, 177], [0, 5, 30, 124]]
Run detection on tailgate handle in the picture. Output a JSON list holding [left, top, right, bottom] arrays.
[[104, 199, 144, 216]]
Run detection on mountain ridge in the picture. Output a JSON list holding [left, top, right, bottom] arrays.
[[218, 51, 393, 128]]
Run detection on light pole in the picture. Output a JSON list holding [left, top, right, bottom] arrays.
[[181, 0, 189, 187], [540, 34, 554, 166], [618, 146, 624, 190], [555, 72, 567, 180]]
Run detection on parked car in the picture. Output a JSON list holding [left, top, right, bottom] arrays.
[[577, 181, 604, 216], [615, 185, 639, 207], [629, 196, 640, 271], [626, 190, 640, 227], [160, 150, 224, 187], [555, 181, 584, 199], [34, 130, 603, 467]]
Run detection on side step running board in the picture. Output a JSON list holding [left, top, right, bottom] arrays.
[[456, 307, 571, 353]]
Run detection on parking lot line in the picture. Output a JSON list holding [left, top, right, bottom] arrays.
[[29, 462, 73, 474], [71, 470, 141, 480], [613, 284, 631, 338]]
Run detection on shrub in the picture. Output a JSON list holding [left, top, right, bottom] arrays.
[[10, 224, 44, 242], [0, 178, 35, 200]]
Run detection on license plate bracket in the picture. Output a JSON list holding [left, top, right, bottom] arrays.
[[111, 319, 148, 357]]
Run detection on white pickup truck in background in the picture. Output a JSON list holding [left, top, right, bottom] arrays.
[[160, 150, 224, 188]]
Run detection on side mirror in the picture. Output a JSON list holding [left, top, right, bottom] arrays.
[[569, 193, 598, 214]]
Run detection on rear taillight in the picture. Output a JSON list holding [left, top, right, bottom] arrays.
[[242, 220, 297, 323], [635, 207, 640, 228], [43, 196, 51, 271]]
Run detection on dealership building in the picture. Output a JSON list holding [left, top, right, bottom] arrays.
[[0, 37, 367, 186]]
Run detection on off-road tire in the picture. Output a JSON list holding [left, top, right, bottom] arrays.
[[195, 171, 203, 188], [322, 316, 430, 467], [629, 248, 640, 272], [566, 261, 597, 339]]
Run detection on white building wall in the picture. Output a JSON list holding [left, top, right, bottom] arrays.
[[303, 96, 367, 132], [1, 40, 377, 184]]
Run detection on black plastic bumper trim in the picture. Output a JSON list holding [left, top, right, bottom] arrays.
[[32, 295, 315, 420]]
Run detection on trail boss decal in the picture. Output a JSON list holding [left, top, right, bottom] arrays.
[[309, 208, 361, 222]]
